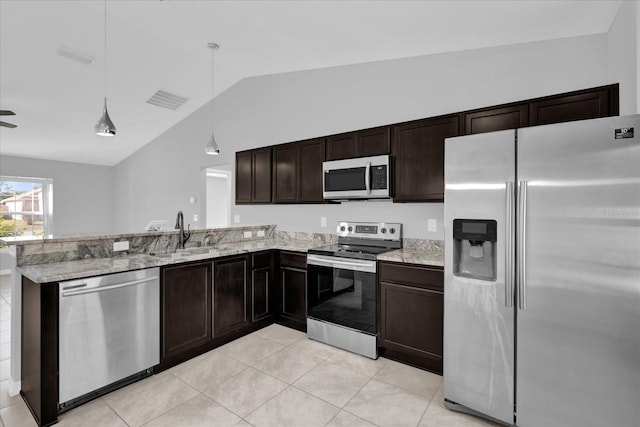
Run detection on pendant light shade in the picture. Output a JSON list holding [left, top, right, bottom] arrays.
[[205, 42, 220, 155], [205, 133, 220, 155], [95, 97, 116, 136], [96, 0, 116, 137]]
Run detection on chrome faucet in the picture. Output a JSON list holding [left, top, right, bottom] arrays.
[[175, 211, 191, 249]]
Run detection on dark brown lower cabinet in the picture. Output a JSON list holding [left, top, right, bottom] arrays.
[[379, 262, 444, 374], [162, 262, 212, 363], [213, 255, 251, 337], [21, 277, 58, 427], [277, 251, 307, 332], [252, 251, 274, 323]]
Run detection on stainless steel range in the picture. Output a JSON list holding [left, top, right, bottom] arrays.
[[306, 221, 402, 359]]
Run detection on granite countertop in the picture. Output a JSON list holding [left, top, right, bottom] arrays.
[[18, 238, 321, 284], [377, 247, 444, 267]]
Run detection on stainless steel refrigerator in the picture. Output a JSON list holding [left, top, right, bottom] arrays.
[[443, 115, 640, 427]]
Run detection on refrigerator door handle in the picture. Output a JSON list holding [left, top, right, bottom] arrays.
[[518, 180, 528, 310], [505, 181, 514, 308]]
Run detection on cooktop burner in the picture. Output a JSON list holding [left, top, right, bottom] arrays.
[[308, 244, 395, 260], [308, 221, 403, 260]]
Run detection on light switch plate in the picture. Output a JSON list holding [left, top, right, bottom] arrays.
[[234, 215, 240, 224], [320, 217, 327, 227], [243, 231, 252, 238], [189, 197, 197, 204], [113, 241, 129, 252], [427, 218, 437, 232]]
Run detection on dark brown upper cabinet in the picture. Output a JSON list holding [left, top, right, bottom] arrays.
[[463, 103, 528, 135], [392, 115, 459, 203], [236, 147, 272, 204], [273, 137, 325, 203], [272, 143, 298, 203], [236, 84, 618, 205], [529, 84, 619, 126], [325, 126, 390, 160]]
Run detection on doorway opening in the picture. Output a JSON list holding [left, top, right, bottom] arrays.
[[206, 168, 231, 228]]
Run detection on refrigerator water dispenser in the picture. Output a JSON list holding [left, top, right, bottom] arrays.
[[452, 219, 497, 281]]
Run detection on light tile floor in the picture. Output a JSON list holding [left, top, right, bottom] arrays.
[[0, 274, 499, 427]]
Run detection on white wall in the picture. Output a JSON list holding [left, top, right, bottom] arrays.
[[0, 155, 115, 234], [112, 106, 219, 233], [113, 33, 621, 239], [607, 0, 639, 114]]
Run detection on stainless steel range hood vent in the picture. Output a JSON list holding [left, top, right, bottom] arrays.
[[146, 90, 188, 110]]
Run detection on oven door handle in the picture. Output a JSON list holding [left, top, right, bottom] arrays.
[[307, 254, 377, 273]]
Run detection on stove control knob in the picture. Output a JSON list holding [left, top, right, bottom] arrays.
[[340, 226, 346, 232], [348, 226, 353, 232], [389, 228, 396, 234], [381, 228, 387, 234]]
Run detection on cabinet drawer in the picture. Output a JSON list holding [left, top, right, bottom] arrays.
[[252, 251, 273, 269], [279, 251, 307, 269], [379, 262, 443, 292]]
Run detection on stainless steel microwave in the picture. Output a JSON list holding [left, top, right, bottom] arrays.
[[322, 154, 391, 200]]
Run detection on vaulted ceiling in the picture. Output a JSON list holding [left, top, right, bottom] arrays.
[[0, 0, 623, 166]]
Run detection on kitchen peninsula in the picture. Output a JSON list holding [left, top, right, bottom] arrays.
[[4, 225, 443, 426]]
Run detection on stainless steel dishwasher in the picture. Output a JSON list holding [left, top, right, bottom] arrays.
[[58, 268, 160, 411]]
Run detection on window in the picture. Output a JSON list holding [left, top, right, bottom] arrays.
[[0, 177, 53, 239]]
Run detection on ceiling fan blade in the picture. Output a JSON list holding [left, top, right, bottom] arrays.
[[0, 110, 16, 116], [0, 121, 17, 128]]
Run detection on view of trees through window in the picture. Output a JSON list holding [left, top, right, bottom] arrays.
[[0, 178, 53, 239]]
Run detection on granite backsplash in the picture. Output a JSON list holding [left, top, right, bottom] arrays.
[[14, 225, 280, 267], [11, 225, 442, 268]]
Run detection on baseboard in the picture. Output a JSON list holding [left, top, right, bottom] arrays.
[[8, 377, 21, 396]]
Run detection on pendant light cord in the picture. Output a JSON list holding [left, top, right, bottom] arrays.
[[211, 43, 217, 133], [104, 0, 107, 100]]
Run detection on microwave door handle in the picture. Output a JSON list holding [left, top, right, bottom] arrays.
[[365, 162, 371, 194]]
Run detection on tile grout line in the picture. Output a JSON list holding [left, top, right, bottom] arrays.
[[98, 397, 132, 427], [240, 383, 291, 424]]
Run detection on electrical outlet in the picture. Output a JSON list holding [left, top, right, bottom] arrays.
[[193, 214, 198, 222], [257, 230, 265, 237], [113, 241, 129, 252], [234, 215, 240, 223], [189, 197, 197, 204], [320, 217, 327, 227], [243, 231, 252, 238], [427, 218, 437, 232]]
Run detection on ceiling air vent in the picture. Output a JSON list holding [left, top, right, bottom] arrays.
[[146, 90, 189, 110]]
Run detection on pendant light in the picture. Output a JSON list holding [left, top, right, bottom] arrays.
[[95, 0, 116, 137], [205, 42, 220, 155]]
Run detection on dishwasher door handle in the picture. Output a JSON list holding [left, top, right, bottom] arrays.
[[61, 276, 158, 297]]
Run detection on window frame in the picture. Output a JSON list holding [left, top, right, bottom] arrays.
[[0, 176, 53, 237]]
